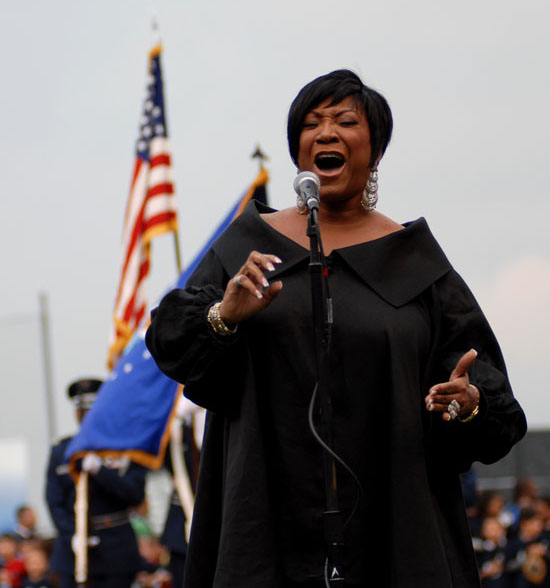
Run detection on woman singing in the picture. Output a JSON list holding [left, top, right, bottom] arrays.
[[146, 69, 527, 588]]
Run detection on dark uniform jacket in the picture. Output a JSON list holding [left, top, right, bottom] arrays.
[[45, 436, 146, 576], [21, 577, 56, 588], [146, 201, 527, 588]]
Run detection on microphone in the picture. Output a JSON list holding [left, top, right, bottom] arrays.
[[294, 171, 321, 211]]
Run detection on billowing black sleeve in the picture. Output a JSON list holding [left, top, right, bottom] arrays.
[[145, 248, 246, 415], [426, 269, 527, 471]]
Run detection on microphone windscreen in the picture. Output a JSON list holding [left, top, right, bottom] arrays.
[[294, 171, 320, 195]]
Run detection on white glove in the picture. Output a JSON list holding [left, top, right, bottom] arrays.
[[71, 534, 100, 553], [81, 453, 102, 474]]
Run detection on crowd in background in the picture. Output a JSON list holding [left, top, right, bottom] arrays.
[[1, 477, 549, 587], [466, 477, 550, 588], [0, 503, 174, 588]]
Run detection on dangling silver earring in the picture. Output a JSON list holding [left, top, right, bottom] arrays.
[[361, 167, 378, 212]]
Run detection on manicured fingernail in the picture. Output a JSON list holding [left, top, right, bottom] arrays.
[[262, 278, 269, 288], [430, 388, 438, 395], [427, 402, 434, 411], [255, 290, 263, 299], [470, 348, 478, 356], [274, 256, 282, 264], [267, 263, 275, 271]]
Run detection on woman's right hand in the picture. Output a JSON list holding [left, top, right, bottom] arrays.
[[219, 251, 283, 325]]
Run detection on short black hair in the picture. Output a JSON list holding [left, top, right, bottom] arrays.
[[287, 69, 393, 169]]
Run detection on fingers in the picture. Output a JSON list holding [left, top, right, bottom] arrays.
[[428, 380, 463, 398], [232, 273, 264, 299], [425, 382, 479, 420], [221, 252, 283, 324], [425, 396, 462, 422], [425, 392, 461, 418], [426, 378, 480, 423], [450, 348, 477, 380], [233, 274, 283, 301], [263, 279, 283, 300], [232, 252, 282, 299], [424, 349, 477, 421]]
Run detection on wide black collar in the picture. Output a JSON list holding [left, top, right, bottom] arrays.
[[213, 201, 452, 307]]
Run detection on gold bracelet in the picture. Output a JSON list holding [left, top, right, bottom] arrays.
[[207, 302, 238, 336], [459, 386, 480, 423]]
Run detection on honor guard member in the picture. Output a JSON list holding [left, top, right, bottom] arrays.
[[45, 378, 147, 588]]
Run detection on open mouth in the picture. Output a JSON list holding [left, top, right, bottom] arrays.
[[314, 153, 345, 172]]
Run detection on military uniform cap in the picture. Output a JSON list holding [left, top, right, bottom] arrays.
[[67, 378, 103, 408]]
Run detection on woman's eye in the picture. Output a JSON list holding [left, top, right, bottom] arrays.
[[302, 122, 317, 129], [340, 120, 358, 126]]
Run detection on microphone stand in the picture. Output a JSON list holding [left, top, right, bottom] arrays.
[[306, 205, 344, 586]]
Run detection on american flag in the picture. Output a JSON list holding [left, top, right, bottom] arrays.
[[66, 166, 270, 470], [108, 44, 178, 370]]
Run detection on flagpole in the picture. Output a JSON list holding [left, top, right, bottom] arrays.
[[151, 13, 181, 275], [74, 472, 89, 587], [39, 291, 57, 443], [173, 232, 182, 274]]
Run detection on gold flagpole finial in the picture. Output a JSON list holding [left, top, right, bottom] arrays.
[[251, 144, 269, 171]]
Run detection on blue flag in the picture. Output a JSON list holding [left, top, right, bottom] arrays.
[[65, 168, 269, 467]]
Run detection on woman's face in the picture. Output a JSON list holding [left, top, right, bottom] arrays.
[[297, 95, 373, 205]]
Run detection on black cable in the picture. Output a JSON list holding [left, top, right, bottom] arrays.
[[324, 556, 330, 588], [307, 382, 364, 531]]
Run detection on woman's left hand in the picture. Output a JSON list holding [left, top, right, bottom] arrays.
[[425, 349, 480, 421]]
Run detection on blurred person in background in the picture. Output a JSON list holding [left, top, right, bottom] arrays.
[[505, 507, 549, 587], [46, 378, 147, 588], [505, 478, 540, 538], [534, 498, 550, 535], [0, 534, 26, 588], [471, 491, 510, 538], [13, 507, 37, 543], [133, 536, 172, 588], [20, 544, 54, 588], [130, 500, 154, 540], [473, 517, 508, 588]]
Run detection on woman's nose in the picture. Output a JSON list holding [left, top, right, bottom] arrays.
[[316, 120, 338, 143]]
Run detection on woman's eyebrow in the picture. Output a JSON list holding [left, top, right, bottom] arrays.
[[307, 107, 357, 118]]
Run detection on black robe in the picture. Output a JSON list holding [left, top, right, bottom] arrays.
[[146, 201, 526, 588]]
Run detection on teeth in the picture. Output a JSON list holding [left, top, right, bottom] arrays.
[[317, 153, 344, 160]]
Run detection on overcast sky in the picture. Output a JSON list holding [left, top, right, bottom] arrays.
[[0, 0, 548, 529]]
